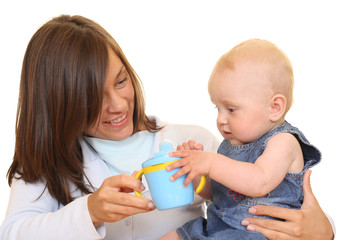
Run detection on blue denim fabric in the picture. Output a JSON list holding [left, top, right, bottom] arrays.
[[177, 121, 321, 239]]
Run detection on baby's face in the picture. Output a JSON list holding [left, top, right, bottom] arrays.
[[208, 63, 274, 145]]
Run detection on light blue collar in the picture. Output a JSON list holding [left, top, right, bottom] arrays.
[[85, 131, 155, 175]]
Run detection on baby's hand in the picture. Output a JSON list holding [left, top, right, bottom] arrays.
[[177, 140, 203, 151], [167, 150, 215, 187]]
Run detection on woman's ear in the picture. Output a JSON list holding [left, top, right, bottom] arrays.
[[269, 94, 286, 122]]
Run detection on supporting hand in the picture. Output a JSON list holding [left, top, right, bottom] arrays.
[[241, 170, 334, 239]]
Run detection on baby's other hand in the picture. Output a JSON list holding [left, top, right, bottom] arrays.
[[177, 140, 203, 151]]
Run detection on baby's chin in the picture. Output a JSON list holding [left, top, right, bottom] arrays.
[[225, 137, 243, 146], [226, 136, 251, 146]]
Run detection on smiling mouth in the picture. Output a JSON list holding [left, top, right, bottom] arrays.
[[106, 113, 127, 124]]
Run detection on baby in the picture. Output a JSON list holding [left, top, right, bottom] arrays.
[[160, 39, 321, 239]]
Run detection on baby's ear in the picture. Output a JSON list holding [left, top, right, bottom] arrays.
[[269, 94, 286, 121]]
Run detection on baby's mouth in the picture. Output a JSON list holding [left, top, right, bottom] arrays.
[[223, 130, 231, 135]]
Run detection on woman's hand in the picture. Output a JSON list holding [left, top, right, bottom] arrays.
[[88, 173, 155, 227], [241, 170, 334, 239]]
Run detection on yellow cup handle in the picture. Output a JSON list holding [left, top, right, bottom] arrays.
[[134, 169, 145, 198], [133, 163, 207, 198], [195, 175, 206, 194]]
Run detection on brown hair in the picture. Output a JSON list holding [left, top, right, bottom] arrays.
[[7, 15, 159, 205]]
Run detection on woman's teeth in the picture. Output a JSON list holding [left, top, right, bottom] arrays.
[[109, 114, 126, 123]]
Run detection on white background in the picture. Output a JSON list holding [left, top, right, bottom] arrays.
[[1, 0, 359, 238]]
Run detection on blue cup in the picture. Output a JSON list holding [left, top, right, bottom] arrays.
[[134, 142, 206, 210]]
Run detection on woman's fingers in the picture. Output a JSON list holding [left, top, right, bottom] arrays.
[[244, 169, 334, 240], [104, 190, 150, 208], [131, 170, 138, 177], [89, 192, 155, 224], [101, 202, 156, 222], [242, 217, 293, 240], [248, 225, 292, 240], [88, 174, 155, 225], [96, 191, 154, 214], [301, 170, 317, 209], [247, 205, 298, 221], [247, 170, 314, 219], [104, 174, 145, 193], [242, 205, 303, 238], [242, 206, 306, 240]]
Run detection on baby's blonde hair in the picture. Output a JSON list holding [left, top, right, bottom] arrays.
[[217, 39, 294, 113]]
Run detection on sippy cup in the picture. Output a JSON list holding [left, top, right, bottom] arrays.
[[134, 141, 206, 210]]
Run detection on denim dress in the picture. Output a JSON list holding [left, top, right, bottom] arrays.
[[177, 121, 321, 240]]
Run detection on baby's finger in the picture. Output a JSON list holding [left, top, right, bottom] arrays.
[[169, 150, 190, 158], [182, 172, 196, 187], [166, 160, 183, 171], [176, 144, 185, 150], [193, 143, 204, 151], [187, 140, 197, 149], [181, 142, 191, 150], [170, 165, 190, 182]]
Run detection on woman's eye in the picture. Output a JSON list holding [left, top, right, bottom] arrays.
[[117, 77, 127, 86], [228, 108, 235, 113]]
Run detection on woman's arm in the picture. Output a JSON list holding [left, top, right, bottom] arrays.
[[0, 178, 104, 239], [0, 174, 155, 240], [241, 170, 334, 240]]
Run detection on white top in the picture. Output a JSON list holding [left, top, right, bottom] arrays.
[[0, 116, 220, 240]]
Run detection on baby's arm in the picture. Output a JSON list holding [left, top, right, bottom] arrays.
[[169, 133, 304, 197]]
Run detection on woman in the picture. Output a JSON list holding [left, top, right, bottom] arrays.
[[0, 15, 334, 239]]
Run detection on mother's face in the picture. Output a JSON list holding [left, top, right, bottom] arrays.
[[85, 49, 135, 140]]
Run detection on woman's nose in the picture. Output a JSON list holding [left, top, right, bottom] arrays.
[[104, 91, 127, 113]]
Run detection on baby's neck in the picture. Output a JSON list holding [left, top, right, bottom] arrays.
[[267, 118, 286, 133]]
